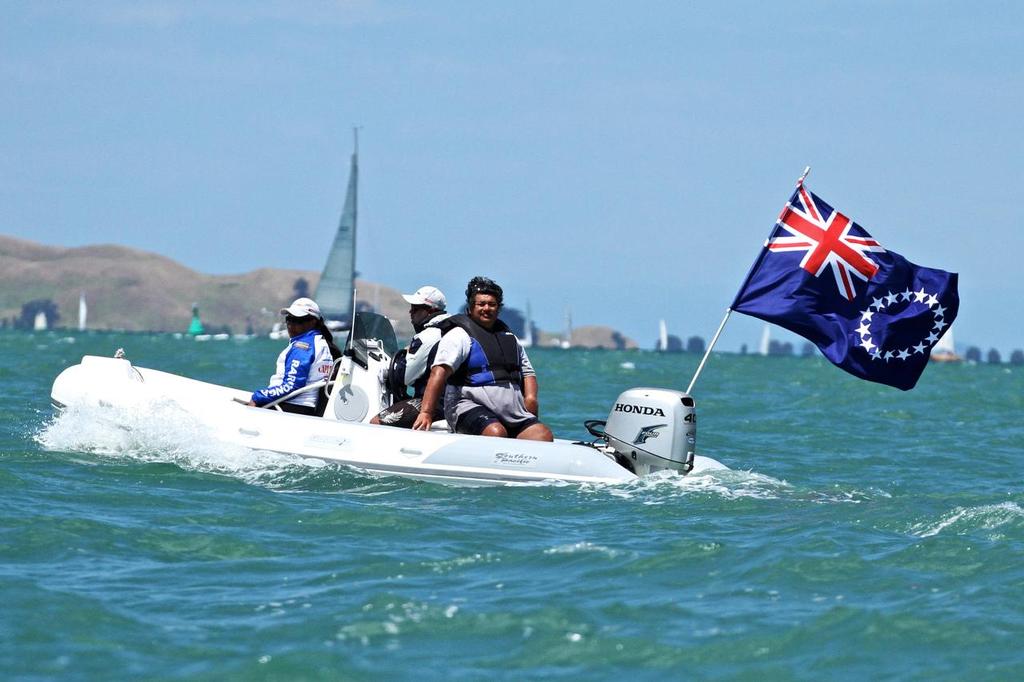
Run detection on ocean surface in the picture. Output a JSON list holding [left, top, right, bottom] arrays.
[[3, 330, 1022, 680]]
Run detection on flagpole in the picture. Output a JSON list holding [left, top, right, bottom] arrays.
[[797, 165, 811, 187], [684, 166, 810, 396], [730, 166, 813, 314], [685, 308, 732, 395]]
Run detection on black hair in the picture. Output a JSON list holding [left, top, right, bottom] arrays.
[[465, 276, 503, 309], [316, 319, 343, 360]]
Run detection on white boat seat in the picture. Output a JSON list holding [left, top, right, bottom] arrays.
[[429, 420, 450, 432]]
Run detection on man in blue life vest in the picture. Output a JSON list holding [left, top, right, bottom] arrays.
[[371, 285, 450, 428], [412, 277, 553, 441], [248, 297, 339, 415]]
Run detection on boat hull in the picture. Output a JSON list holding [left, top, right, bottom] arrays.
[[51, 356, 727, 486]]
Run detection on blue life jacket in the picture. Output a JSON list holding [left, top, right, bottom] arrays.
[[440, 314, 522, 387]]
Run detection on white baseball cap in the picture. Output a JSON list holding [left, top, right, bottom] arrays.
[[402, 286, 446, 311], [280, 297, 322, 320]]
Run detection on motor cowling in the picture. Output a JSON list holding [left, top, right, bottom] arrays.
[[603, 388, 697, 475]]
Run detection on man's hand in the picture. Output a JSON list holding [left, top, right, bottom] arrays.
[[411, 365, 453, 431], [412, 412, 433, 431]]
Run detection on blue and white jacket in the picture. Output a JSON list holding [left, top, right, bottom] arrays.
[[251, 329, 335, 408]]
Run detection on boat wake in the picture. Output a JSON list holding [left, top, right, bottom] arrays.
[[591, 467, 791, 501], [36, 403, 340, 490], [585, 467, 880, 504], [37, 405, 879, 502], [910, 501, 1024, 538]]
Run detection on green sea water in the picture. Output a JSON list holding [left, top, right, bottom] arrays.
[[2, 330, 1022, 680]]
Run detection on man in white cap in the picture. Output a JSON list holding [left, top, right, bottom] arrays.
[[248, 297, 340, 415], [371, 285, 450, 428]]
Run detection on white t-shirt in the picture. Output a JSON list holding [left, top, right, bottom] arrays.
[[432, 325, 537, 429], [432, 327, 535, 377]]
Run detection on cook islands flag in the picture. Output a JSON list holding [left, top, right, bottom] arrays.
[[732, 182, 959, 390]]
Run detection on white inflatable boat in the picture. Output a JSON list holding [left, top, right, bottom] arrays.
[[50, 313, 726, 486]]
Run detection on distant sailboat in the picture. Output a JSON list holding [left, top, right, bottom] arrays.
[[521, 301, 534, 348], [560, 308, 572, 349], [314, 130, 359, 332], [758, 323, 771, 356], [78, 292, 87, 331], [188, 304, 205, 336], [930, 326, 961, 363], [656, 319, 669, 352], [33, 311, 47, 331], [268, 320, 286, 340]]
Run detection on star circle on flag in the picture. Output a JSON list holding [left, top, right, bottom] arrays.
[[856, 288, 946, 362]]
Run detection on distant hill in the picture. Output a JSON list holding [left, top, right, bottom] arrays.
[[535, 326, 638, 350], [571, 325, 638, 350], [0, 234, 636, 347], [0, 234, 411, 336]]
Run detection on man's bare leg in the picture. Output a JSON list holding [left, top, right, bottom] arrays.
[[480, 422, 509, 438], [517, 423, 553, 442]]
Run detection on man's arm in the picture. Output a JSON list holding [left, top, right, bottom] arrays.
[[517, 343, 539, 416], [412, 364, 453, 430], [522, 375, 539, 417]]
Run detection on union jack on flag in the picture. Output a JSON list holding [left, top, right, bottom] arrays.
[[731, 179, 959, 390], [769, 185, 886, 301]]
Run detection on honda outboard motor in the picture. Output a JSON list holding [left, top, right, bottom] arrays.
[[602, 388, 697, 475]]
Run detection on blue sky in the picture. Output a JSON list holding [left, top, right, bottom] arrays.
[[2, 1, 1021, 353]]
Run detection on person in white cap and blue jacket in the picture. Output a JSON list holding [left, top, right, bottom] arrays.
[[248, 297, 341, 415], [371, 285, 450, 428]]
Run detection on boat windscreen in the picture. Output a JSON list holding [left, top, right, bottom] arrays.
[[348, 312, 399, 366]]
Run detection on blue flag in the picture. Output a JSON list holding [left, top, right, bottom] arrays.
[[732, 183, 959, 390]]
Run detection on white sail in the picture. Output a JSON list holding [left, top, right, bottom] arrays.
[[657, 319, 668, 351], [521, 301, 534, 348], [78, 292, 87, 331], [560, 308, 572, 349], [930, 326, 961, 362], [314, 134, 359, 328], [34, 311, 47, 331], [932, 327, 955, 355], [758, 323, 771, 356]]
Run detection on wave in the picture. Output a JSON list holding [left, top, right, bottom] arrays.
[[37, 404, 879, 504], [35, 402, 336, 489], [910, 501, 1024, 538], [578, 467, 879, 505]]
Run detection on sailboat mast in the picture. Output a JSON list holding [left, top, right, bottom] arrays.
[[351, 126, 359, 297]]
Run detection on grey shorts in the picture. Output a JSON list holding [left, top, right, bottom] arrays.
[[443, 383, 537, 435], [375, 398, 443, 429], [455, 406, 539, 437]]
